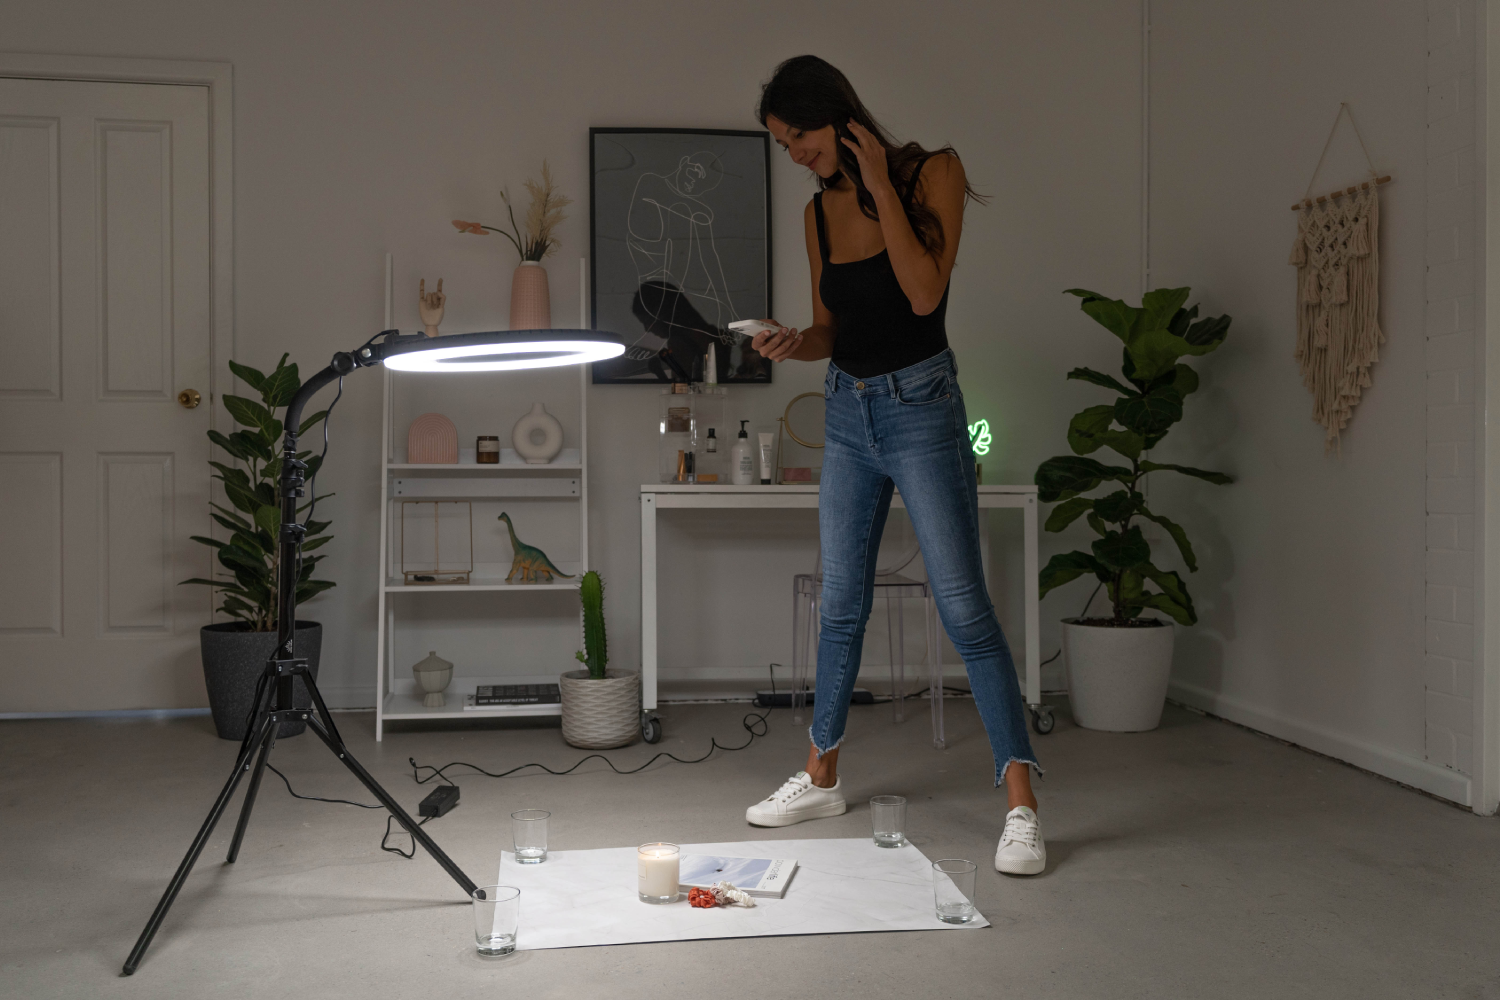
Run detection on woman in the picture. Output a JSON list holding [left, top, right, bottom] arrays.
[[744, 55, 1044, 876]]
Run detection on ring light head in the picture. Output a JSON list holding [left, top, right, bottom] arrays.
[[379, 329, 625, 373]]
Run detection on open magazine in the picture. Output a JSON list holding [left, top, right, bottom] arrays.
[[677, 855, 798, 898]]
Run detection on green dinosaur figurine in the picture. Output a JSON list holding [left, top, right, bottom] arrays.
[[497, 512, 574, 584]]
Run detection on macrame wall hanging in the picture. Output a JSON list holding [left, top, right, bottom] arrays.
[[1289, 103, 1392, 450]]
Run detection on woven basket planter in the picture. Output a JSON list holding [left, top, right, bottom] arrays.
[[559, 668, 640, 749]]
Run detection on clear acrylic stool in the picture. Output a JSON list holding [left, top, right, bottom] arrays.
[[790, 568, 945, 746]]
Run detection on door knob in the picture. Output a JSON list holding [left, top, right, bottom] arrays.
[[177, 389, 202, 409]]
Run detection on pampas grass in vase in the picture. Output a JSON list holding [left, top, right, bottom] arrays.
[[451, 161, 573, 330]]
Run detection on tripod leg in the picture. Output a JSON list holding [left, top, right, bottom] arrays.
[[298, 667, 344, 747], [122, 712, 279, 976], [236, 665, 273, 760], [302, 712, 478, 897], [226, 717, 278, 863]]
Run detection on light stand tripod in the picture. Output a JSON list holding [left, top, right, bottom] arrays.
[[123, 328, 624, 975]]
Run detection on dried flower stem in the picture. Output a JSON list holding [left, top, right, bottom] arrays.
[[451, 161, 572, 262]]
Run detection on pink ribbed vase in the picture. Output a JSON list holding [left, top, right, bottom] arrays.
[[509, 261, 552, 330]]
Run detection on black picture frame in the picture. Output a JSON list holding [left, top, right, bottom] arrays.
[[589, 127, 773, 384]]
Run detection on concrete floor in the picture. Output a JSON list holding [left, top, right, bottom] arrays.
[[2, 698, 1496, 1000]]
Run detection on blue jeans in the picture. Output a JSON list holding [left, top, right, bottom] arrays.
[[811, 349, 1039, 785]]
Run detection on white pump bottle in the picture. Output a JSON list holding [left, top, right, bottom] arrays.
[[730, 420, 755, 485]]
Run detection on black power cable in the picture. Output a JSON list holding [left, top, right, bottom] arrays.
[[267, 763, 428, 859], [268, 665, 784, 858], [408, 664, 781, 787], [408, 708, 770, 786]]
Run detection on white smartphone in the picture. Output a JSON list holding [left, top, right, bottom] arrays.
[[727, 319, 781, 338]]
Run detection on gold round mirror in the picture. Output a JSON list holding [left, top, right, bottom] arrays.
[[783, 392, 825, 448]]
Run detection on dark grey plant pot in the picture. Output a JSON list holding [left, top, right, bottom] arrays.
[[201, 621, 322, 741]]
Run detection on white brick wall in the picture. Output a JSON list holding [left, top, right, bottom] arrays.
[[1425, 0, 1479, 774]]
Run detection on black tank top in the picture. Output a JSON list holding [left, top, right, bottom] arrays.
[[815, 157, 950, 379]]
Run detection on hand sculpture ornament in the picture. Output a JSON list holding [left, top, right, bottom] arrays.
[[419, 278, 446, 338]]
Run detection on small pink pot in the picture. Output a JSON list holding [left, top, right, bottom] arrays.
[[510, 261, 551, 330]]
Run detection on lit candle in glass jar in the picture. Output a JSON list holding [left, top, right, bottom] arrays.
[[637, 842, 680, 903]]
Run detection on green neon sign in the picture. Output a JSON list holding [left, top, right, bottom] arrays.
[[968, 418, 992, 457]]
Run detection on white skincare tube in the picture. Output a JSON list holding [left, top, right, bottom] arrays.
[[758, 432, 774, 484]]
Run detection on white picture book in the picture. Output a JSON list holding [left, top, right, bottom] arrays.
[[677, 855, 798, 898]]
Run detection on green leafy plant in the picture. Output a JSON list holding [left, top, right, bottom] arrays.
[[1035, 287, 1233, 625], [180, 354, 335, 630], [574, 570, 608, 679]]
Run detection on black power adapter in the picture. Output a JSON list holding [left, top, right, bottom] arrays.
[[419, 784, 460, 818]]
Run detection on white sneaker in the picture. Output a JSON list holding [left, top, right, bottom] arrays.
[[745, 771, 847, 827], [995, 806, 1046, 875]]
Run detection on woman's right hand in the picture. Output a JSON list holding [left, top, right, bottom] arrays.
[[751, 322, 803, 362]]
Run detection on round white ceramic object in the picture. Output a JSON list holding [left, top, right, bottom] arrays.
[[1062, 619, 1175, 731], [412, 650, 454, 708], [512, 402, 564, 464]]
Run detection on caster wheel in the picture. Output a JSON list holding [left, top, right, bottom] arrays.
[[641, 713, 662, 744], [1030, 707, 1055, 735]]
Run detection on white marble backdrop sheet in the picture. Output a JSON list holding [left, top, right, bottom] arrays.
[[494, 838, 988, 950]]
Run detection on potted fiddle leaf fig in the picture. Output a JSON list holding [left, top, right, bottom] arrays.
[[558, 571, 641, 749], [1035, 287, 1232, 732], [182, 354, 336, 740]]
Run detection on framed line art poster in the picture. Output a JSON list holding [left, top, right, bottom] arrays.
[[589, 128, 773, 384]]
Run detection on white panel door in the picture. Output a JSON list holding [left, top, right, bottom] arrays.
[[0, 78, 211, 710]]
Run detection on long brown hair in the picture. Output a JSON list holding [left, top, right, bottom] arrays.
[[757, 55, 984, 255]]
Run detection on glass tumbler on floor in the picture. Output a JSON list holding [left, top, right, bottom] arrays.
[[870, 795, 907, 848], [511, 809, 549, 864], [932, 860, 978, 924], [472, 885, 521, 955]]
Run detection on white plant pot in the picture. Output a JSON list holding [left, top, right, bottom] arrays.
[[559, 668, 640, 749], [1063, 618, 1175, 732]]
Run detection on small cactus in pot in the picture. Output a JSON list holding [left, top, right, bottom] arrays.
[[560, 570, 638, 748], [575, 570, 607, 679]]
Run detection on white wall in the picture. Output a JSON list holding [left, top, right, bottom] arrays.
[[5, 1, 1145, 707], [1147, 0, 1477, 804]]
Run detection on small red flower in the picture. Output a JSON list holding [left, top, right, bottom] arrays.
[[452, 219, 487, 235]]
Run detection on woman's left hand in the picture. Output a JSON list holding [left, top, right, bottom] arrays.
[[751, 324, 803, 362], [841, 120, 892, 196]]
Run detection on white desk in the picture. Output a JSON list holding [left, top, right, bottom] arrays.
[[639, 484, 1042, 735]]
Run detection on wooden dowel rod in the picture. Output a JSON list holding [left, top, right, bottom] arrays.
[[1290, 175, 1392, 211]]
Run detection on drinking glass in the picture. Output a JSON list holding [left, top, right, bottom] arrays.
[[637, 842, 680, 903], [870, 795, 907, 848], [472, 885, 521, 955], [511, 809, 549, 864], [932, 859, 978, 924]]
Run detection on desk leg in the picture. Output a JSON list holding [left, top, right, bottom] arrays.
[[641, 494, 658, 711], [1023, 495, 1041, 708], [979, 506, 992, 582]]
